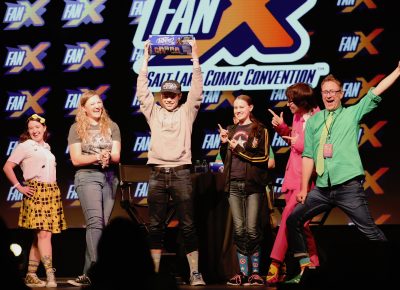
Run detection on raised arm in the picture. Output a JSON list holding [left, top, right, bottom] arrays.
[[372, 61, 400, 96]]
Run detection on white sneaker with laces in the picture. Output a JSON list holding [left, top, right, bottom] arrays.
[[46, 268, 57, 287], [189, 271, 206, 286]]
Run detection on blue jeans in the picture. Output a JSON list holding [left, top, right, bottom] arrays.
[[74, 169, 118, 274], [228, 180, 263, 255], [148, 167, 198, 253], [287, 178, 387, 257]]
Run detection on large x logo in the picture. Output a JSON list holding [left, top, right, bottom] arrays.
[[9, 87, 50, 118], [166, 0, 293, 60], [359, 121, 387, 147], [5, 0, 49, 30], [63, 0, 105, 27], [7, 42, 51, 74], [343, 28, 383, 58], [65, 40, 109, 71], [363, 168, 389, 195]]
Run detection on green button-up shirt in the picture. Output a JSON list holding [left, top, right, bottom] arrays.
[[303, 88, 381, 187]]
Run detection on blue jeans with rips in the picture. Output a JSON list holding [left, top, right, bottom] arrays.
[[287, 178, 387, 258], [228, 180, 263, 256], [74, 169, 118, 274], [148, 167, 198, 253]]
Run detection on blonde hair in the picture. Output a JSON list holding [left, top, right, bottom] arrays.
[[75, 90, 112, 141]]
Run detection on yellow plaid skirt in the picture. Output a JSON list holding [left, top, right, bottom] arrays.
[[18, 180, 67, 233]]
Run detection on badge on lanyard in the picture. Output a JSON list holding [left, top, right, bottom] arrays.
[[323, 143, 333, 158]]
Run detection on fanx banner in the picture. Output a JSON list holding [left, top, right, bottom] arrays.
[[132, 0, 329, 91]]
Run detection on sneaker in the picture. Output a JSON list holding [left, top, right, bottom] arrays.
[[25, 273, 46, 288], [189, 271, 206, 286], [46, 268, 57, 287], [67, 274, 91, 287], [227, 272, 249, 286], [248, 272, 264, 285]]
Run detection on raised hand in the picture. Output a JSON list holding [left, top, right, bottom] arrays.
[[268, 109, 284, 127], [218, 123, 229, 143], [143, 40, 151, 61], [188, 39, 199, 59]]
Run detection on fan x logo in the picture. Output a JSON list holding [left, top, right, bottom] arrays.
[[5, 87, 50, 119], [338, 28, 383, 58], [62, 0, 106, 28], [337, 0, 377, 13], [3, 0, 49, 30], [64, 85, 110, 115], [63, 39, 109, 72], [132, 0, 329, 91], [4, 42, 50, 74], [343, 74, 384, 105]]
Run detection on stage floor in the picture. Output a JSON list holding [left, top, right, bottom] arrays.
[[13, 225, 400, 290]]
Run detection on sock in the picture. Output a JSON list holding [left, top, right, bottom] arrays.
[[41, 255, 53, 271], [27, 260, 40, 274], [299, 256, 311, 272], [151, 250, 162, 273], [237, 252, 249, 276], [250, 250, 260, 273], [186, 250, 199, 274]]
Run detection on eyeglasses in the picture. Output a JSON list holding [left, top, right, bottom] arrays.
[[321, 90, 341, 96], [27, 114, 46, 124]]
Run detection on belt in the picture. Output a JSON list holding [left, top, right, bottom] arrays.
[[151, 164, 191, 173]]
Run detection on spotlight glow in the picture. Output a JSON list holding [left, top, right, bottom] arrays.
[[10, 243, 22, 257]]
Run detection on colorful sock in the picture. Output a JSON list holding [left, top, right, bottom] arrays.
[[27, 260, 40, 274], [250, 250, 260, 273], [299, 256, 311, 272], [237, 252, 249, 276], [41, 255, 54, 272], [186, 250, 199, 274]]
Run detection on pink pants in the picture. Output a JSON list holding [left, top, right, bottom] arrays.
[[270, 189, 319, 266]]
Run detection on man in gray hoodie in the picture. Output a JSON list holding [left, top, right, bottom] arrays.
[[136, 39, 205, 286]]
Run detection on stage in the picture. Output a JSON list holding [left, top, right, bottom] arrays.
[[10, 225, 399, 290]]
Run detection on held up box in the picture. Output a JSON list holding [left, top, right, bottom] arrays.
[[149, 35, 194, 55]]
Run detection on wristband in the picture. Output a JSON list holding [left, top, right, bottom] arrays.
[[191, 58, 199, 62], [13, 182, 20, 189]]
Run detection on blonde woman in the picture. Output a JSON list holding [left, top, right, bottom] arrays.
[[3, 114, 67, 287], [67, 90, 121, 287]]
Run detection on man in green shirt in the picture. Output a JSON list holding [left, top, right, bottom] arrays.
[[285, 61, 400, 283]]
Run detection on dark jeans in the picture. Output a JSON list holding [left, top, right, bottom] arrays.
[[148, 167, 198, 253], [228, 180, 263, 255], [287, 178, 387, 257]]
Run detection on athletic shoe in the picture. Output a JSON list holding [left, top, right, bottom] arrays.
[[248, 272, 264, 285], [227, 272, 249, 286], [189, 271, 206, 286], [67, 274, 91, 287], [25, 273, 46, 288]]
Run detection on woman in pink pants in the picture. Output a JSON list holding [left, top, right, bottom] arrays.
[[266, 83, 320, 285]]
